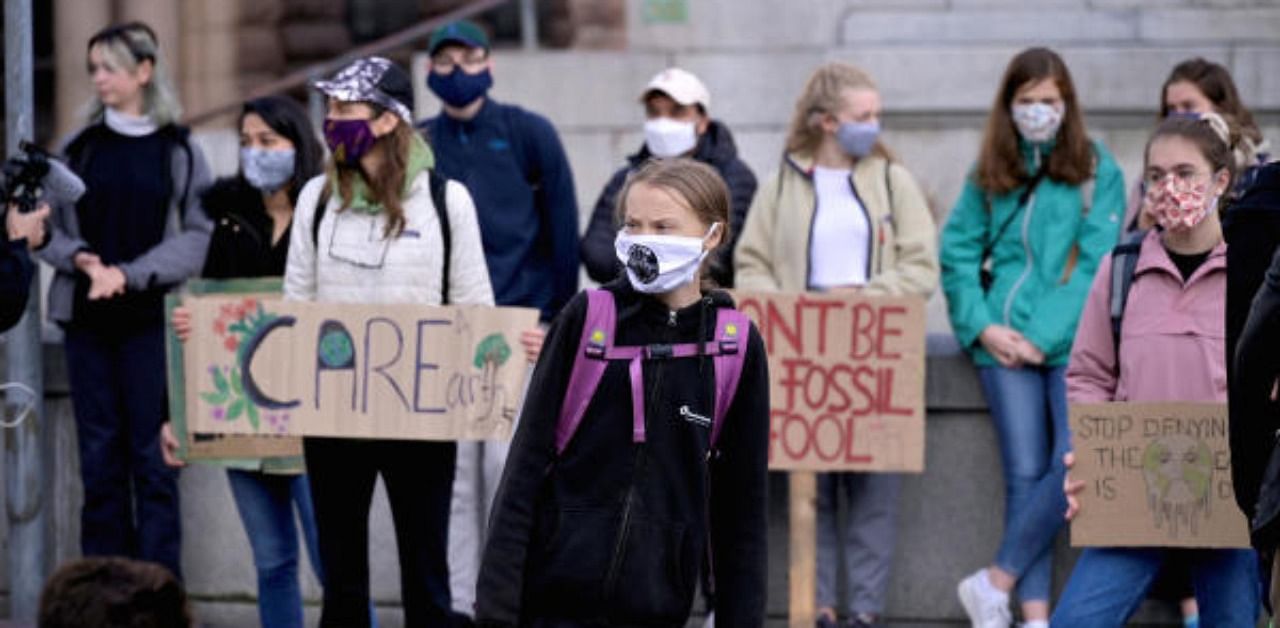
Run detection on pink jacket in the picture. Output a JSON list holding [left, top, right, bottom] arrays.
[[1066, 230, 1227, 404]]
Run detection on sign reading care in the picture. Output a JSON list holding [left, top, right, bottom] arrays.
[[1070, 402, 1249, 548], [733, 291, 926, 472], [184, 292, 539, 441]]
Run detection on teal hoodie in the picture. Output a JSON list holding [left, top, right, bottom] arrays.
[[940, 139, 1125, 367]]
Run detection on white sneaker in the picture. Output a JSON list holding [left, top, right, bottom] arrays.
[[702, 610, 714, 628], [957, 569, 1012, 628]]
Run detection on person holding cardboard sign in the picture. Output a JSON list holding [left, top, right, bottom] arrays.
[[1053, 114, 1262, 625], [284, 57, 497, 628], [734, 61, 938, 628], [476, 159, 770, 627], [159, 96, 329, 628], [939, 48, 1126, 627]]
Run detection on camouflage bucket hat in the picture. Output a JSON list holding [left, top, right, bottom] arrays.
[[313, 56, 414, 124]]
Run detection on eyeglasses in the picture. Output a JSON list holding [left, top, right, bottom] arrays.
[[431, 51, 488, 74]]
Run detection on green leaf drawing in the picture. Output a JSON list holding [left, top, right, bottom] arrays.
[[213, 368, 229, 394], [230, 366, 244, 395], [246, 401, 261, 431], [200, 391, 229, 406], [227, 399, 246, 421]]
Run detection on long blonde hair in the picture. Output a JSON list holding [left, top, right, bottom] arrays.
[[85, 22, 183, 126], [785, 62, 893, 160]]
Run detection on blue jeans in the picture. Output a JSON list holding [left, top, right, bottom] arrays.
[[978, 365, 1070, 604], [226, 469, 324, 628], [1051, 548, 1260, 626], [65, 325, 181, 579]]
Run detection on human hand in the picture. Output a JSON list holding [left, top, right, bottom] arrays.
[[978, 325, 1026, 368], [74, 250, 102, 273], [6, 202, 49, 249], [171, 305, 192, 342], [1063, 451, 1085, 521], [520, 328, 546, 364], [159, 422, 186, 468], [1015, 337, 1045, 365], [87, 265, 126, 300]]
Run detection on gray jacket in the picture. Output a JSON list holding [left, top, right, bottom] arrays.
[[38, 125, 214, 324]]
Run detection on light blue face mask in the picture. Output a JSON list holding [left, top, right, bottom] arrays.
[[241, 147, 296, 194], [835, 121, 881, 158]]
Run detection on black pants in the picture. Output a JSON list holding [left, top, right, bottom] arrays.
[[64, 324, 181, 578], [305, 437, 456, 628]]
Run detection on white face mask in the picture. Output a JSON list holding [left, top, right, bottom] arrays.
[[1011, 102, 1064, 143], [614, 223, 720, 294], [643, 117, 698, 159]]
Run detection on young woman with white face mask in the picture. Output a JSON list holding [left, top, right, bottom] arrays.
[[1057, 113, 1261, 626], [939, 47, 1126, 627], [477, 158, 770, 628], [735, 61, 938, 628]]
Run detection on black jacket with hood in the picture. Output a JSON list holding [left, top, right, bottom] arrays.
[[198, 177, 291, 279], [579, 121, 758, 288], [475, 279, 769, 628]]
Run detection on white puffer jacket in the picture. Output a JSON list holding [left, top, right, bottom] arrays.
[[284, 171, 494, 307]]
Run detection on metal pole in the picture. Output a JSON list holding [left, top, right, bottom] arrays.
[[519, 0, 538, 51], [5, 0, 47, 621]]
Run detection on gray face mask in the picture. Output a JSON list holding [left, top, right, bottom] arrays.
[[241, 147, 296, 194]]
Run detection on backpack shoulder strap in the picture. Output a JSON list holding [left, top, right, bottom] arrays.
[[1109, 229, 1147, 351], [710, 308, 751, 450], [429, 169, 452, 304], [555, 289, 616, 455], [311, 184, 331, 249]]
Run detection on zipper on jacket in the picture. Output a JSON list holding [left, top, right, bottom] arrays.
[[1002, 191, 1037, 325], [845, 175, 876, 282], [602, 468, 638, 599], [668, 310, 677, 327]]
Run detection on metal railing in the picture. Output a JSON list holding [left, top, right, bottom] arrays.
[[183, 0, 509, 128]]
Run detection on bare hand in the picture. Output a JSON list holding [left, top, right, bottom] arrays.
[[1016, 338, 1046, 365], [6, 202, 49, 249], [74, 251, 102, 273], [1063, 451, 1085, 521], [520, 328, 546, 364], [159, 422, 185, 468], [979, 325, 1026, 368], [88, 265, 126, 300], [171, 305, 192, 342]]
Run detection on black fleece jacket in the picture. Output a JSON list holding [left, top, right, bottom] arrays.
[[1226, 161, 1280, 531], [475, 280, 769, 628], [198, 177, 290, 280], [580, 121, 758, 288]]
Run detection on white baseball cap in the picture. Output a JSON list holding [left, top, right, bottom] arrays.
[[642, 68, 710, 111]]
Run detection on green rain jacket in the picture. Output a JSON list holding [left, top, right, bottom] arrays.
[[940, 139, 1125, 367]]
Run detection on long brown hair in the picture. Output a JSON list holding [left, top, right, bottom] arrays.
[[326, 104, 415, 238], [976, 47, 1092, 196], [1160, 58, 1263, 148], [615, 158, 731, 287], [784, 62, 894, 161]]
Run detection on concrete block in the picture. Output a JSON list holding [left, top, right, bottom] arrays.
[[627, 0, 845, 52], [1138, 8, 1280, 43], [673, 51, 825, 127], [839, 9, 1138, 45], [844, 0, 948, 8], [1231, 47, 1280, 110], [949, 0, 1087, 7]]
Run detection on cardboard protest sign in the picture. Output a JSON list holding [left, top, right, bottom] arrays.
[[165, 279, 303, 462], [184, 292, 538, 441], [733, 291, 926, 472], [1070, 402, 1249, 548]]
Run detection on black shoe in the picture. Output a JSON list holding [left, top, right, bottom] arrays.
[[815, 614, 839, 628]]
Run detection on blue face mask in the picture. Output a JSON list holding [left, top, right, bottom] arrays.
[[836, 121, 881, 158], [241, 147, 295, 194], [427, 67, 493, 108]]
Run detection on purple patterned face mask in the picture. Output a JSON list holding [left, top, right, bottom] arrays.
[[323, 117, 377, 166]]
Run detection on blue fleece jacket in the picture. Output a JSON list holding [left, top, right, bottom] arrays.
[[420, 99, 579, 321]]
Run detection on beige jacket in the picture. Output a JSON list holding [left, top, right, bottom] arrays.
[[734, 152, 939, 297]]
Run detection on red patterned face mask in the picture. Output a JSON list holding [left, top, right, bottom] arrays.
[[1143, 177, 1214, 232]]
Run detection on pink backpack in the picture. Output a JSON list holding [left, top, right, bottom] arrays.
[[554, 289, 751, 455]]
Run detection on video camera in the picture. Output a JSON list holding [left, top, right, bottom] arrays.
[[1, 140, 85, 214]]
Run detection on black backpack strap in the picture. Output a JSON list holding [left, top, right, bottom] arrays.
[[1109, 229, 1147, 352], [311, 184, 331, 249], [429, 169, 452, 304]]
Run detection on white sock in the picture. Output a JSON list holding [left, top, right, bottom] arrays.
[[1024, 621, 1049, 628]]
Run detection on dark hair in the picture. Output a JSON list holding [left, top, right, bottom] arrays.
[[38, 557, 191, 628], [240, 96, 324, 204], [1159, 58, 1263, 147], [88, 21, 157, 63], [976, 47, 1093, 196], [327, 102, 415, 238]]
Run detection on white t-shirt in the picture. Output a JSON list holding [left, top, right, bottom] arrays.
[[808, 166, 870, 289]]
